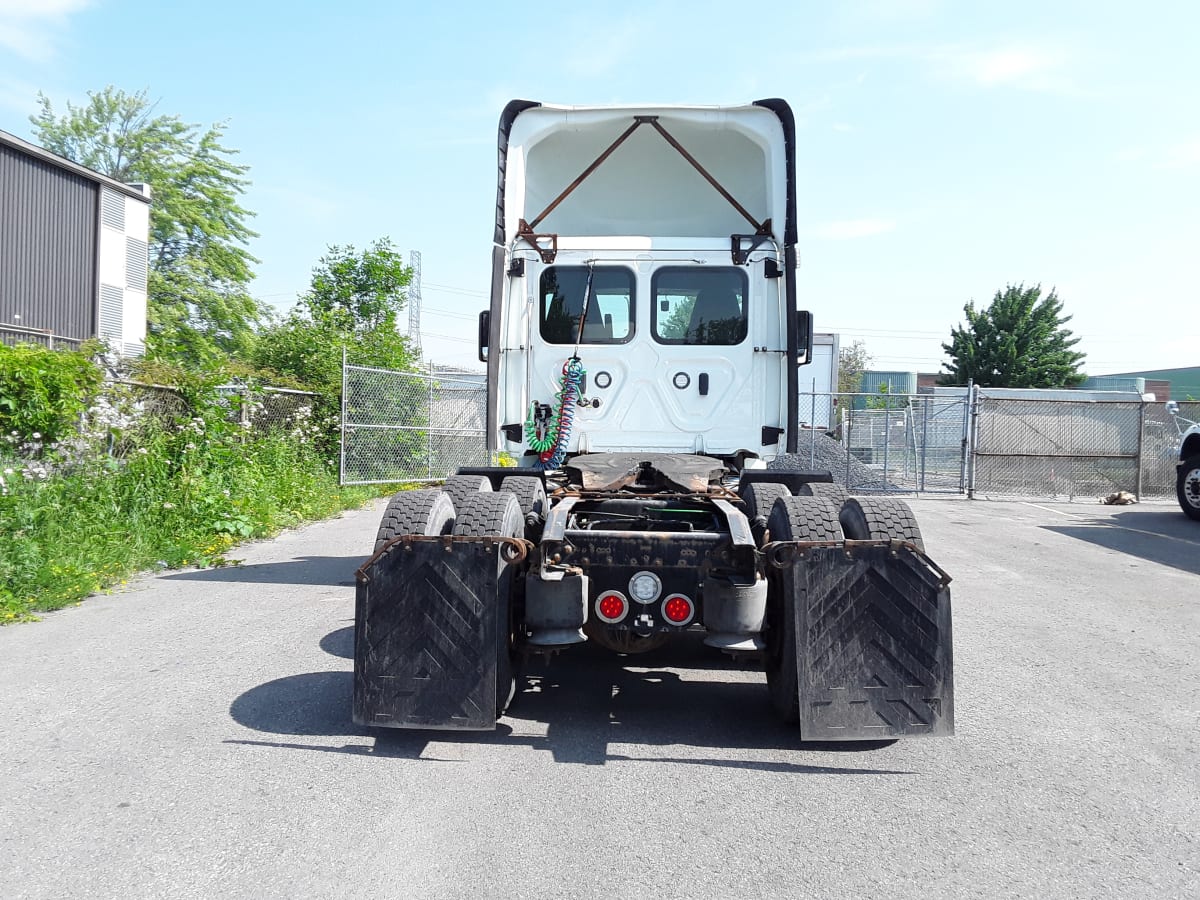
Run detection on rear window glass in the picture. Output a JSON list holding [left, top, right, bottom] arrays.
[[651, 267, 748, 345], [539, 266, 635, 345]]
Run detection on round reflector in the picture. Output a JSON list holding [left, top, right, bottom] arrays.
[[661, 594, 694, 626]]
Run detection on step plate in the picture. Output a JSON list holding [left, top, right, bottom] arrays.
[[796, 545, 954, 739], [354, 541, 499, 730]]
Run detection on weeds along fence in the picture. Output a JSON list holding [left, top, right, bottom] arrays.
[[340, 363, 489, 485], [109, 381, 320, 444], [798, 389, 1198, 500]]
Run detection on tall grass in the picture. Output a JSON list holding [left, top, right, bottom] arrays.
[[0, 396, 387, 624]]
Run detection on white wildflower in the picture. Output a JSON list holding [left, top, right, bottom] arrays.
[[162, 501, 175, 510]]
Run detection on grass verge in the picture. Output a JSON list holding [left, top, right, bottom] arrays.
[[1, 429, 395, 624]]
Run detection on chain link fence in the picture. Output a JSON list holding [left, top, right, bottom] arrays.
[[969, 395, 1199, 500], [794, 392, 970, 494], [339, 365, 1196, 497], [340, 364, 489, 485], [112, 382, 318, 437]]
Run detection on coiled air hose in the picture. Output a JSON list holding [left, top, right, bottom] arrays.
[[525, 356, 586, 470]]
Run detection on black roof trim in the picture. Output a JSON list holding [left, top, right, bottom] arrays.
[[494, 100, 541, 246], [0, 129, 151, 202], [751, 98, 796, 245]]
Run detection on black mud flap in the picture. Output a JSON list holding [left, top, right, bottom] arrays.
[[795, 544, 954, 739], [353, 539, 507, 730]]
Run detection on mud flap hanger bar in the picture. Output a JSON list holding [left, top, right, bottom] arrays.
[[356, 534, 533, 584], [516, 116, 773, 264]]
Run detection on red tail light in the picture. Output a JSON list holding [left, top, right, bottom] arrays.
[[596, 591, 628, 624], [661, 594, 695, 626]]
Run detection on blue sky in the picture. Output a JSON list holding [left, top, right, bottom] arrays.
[[2, 0, 1197, 375]]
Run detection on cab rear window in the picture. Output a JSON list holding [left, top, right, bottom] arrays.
[[540, 266, 635, 344]]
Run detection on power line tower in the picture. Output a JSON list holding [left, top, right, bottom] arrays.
[[407, 249, 423, 357]]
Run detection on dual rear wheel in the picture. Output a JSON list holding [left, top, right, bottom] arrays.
[[762, 494, 925, 725]]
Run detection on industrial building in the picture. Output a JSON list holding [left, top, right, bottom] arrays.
[[1, 129, 150, 356]]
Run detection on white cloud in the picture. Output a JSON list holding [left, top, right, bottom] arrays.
[[0, 0, 90, 62], [808, 218, 896, 240], [927, 43, 1077, 93]]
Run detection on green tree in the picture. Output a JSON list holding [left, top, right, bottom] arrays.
[[939, 284, 1086, 388], [838, 339, 872, 393], [30, 86, 263, 364], [254, 239, 415, 393]]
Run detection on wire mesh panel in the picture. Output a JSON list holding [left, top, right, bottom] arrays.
[[341, 364, 488, 485], [971, 397, 1142, 499], [791, 391, 969, 494], [1141, 401, 1200, 498]]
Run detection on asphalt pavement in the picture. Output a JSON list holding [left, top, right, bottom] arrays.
[[1, 496, 1197, 899]]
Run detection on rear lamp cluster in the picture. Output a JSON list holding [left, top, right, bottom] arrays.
[[592, 588, 694, 627]]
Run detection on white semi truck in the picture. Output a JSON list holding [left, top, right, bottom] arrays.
[[353, 100, 954, 739]]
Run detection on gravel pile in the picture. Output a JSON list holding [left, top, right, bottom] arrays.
[[768, 432, 894, 491]]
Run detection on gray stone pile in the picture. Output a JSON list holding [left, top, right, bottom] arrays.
[[768, 431, 894, 491]]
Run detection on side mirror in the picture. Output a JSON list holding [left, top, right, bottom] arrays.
[[796, 310, 814, 365], [1166, 400, 1180, 415], [478, 310, 490, 363]]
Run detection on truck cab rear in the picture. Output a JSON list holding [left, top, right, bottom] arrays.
[[354, 100, 954, 741]]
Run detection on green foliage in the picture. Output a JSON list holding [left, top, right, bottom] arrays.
[[31, 86, 264, 364], [940, 284, 1086, 388], [865, 383, 906, 410], [838, 339, 872, 394], [253, 238, 417, 426], [0, 344, 103, 444], [0, 379, 391, 623]]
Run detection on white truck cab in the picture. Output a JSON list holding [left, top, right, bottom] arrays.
[[478, 101, 810, 466]]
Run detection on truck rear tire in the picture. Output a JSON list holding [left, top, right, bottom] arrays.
[[1177, 455, 1200, 521], [740, 482, 791, 523], [441, 473, 493, 513], [452, 492, 525, 715], [499, 475, 548, 521], [839, 497, 924, 551], [797, 481, 849, 509], [763, 496, 843, 724], [374, 489, 455, 551]]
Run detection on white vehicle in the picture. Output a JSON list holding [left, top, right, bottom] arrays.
[[1166, 401, 1200, 520], [354, 100, 954, 740]]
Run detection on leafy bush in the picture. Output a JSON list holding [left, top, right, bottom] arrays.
[[0, 369, 388, 623], [0, 343, 104, 444]]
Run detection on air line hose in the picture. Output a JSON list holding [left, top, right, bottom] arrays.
[[525, 357, 586, 470]]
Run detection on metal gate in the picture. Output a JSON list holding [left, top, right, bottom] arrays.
[[340, 361, 489, 485]]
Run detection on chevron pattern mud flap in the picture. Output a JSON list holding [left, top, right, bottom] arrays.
[[354, 540, 502, 730], [796, 545, 954, 739]]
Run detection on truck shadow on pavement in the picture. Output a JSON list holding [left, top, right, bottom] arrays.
[[1042, 509, 1200, 577], [161, 555, 363, 587], [227, 633, 910, 774]]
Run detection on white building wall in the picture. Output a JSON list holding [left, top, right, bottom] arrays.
[[96, 184, 150, 357]]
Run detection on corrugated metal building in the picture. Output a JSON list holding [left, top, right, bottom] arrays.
[[0, 129, 150, 355]]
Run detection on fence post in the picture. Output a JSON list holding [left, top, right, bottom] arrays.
[[1135, 400, 1146, 500], [809, 378, 817, 469], [844, 404, 853, 489], [965, 381, 978, 499], [920, 395, 929, 493], [427, 362, 435, 481], [339, 347, 347, 486]]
